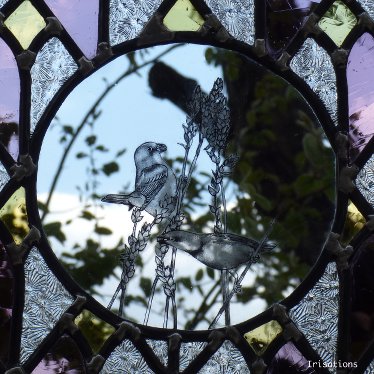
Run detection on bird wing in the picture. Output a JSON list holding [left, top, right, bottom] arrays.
[[135, 164, 168, 204]]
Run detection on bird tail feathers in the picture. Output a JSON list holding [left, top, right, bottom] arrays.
[[101, 194, 131, 205]]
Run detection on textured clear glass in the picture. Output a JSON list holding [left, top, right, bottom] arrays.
[[318, 1, 356, 47], [289, 262, 339, 373], [30, 37, 77, 133], [0, 163, 10, 192], [4, 1, 46, 50], [355, 155, 374, 209], [359, 0, 374, 20], [146, 340, 168, 367], [198, 340, 250, 373], [290, 38, 338, 125], [21, 247, 73, 363], [0, 37, 20, 160], [163, 0, 204, 32], [244, 320, 283, 356], [347, 33, 374, 160], [364, 360, 374, 374], [0, 0, 9, 8], [0, 187, 29, 244], [109, 0, 163, 46], [44, 0, 99, 59], [205, 0, 255, 45], [101, 340, 155, 373], [180, 342, 207, 371]]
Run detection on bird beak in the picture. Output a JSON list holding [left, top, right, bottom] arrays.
[[156, 143, 167, 153]]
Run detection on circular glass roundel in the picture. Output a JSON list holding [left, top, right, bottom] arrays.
[[37, 44, 335, 330]]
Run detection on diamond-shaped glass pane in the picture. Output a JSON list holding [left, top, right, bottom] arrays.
[[341, 201, 365, 245], [318, 0, 356, 47], [244, 320, 283, 356], [163, 0, 204, 31], [4, 1, 46, 50], [355, 155, 374, 209]]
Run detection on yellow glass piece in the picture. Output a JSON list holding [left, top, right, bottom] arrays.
[[0, 187, 29, 244], [163, 0, 204, 32], [318, 1, 356, 47], [244, 320, 283, 356], [75, 310, 115, 353], [5, 1, 46, 50], [341, 201, 366, 245]]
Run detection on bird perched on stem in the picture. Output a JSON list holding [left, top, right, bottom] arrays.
[[102, 142, 177, 217], [157, 230, 276, 270]]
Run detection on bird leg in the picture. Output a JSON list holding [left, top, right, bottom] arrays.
[[221, 269, 231, 326], [144, 275, 159, 325]]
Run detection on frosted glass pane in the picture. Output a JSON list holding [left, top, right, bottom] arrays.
[[109, 0, 162, 46], [146, 340, 168, 367], [358, 0, 374, 20], [205, 0, 255, 45], [180, 342, 207, 371], [290, 38, 338, 125], [21, 248, 73, 363], [289, 262, 339, 373], [30, 37, 77, 133], [355, 155, 374, 209]]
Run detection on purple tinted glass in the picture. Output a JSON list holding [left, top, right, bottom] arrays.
[[267, 341, 316, 373], [350, 235, 374, 360], [45, 0, 99, 59], [0, 243, 13, 362], [266, 0, 321, 57], [32, 335, 85, 373], [0, 38, 19, 160], [347, 33, 374, 160]]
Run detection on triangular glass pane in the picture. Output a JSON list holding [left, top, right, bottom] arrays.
[[109, 0, 162, 46], [31, 335, 85, 373], [44, 0, 99, 59], [355, 155, 374, 209], [198, 340, 250, 373], [21, 247, 73, 363], [100, 340, 155, 373], [341, 201, 365, 245], [146, 339, 168, 367], [364, 360, 374, 374], [244, 320, 283, 356], [266, 0, 320, 57], [318, 1, 356, 47], [289, 262, 339, 373], [347, 33, 374, 160], [0, 38, 20, 160], [30, 37, 78, 133], [163, 0, 204, 31], [358, 0, 374, 21], [75, 310, 115, 353], [180, 342, 207, 371], [4, 1, 46, 50], [205, 0, 255, 45], [290, 38, 337, 125], [350, 235, 374, 362], [0, 242, 13, 362], [0, 163, 10, 193], [0, 187, 29, 245]]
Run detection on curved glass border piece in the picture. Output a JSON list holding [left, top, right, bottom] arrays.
[[180, 342, 207, 371], [290, 38, 338, 125], [30, 37, 78, 133], [289, 262, 339, 373], [358, 0, 374, 20], [101, 340, 155, 373], [109, 0, 163, 46], [21, 247, 73, 363], [199, 340, 250, 373], [205, 0, 255, 45], [355, 155, 374, 209]]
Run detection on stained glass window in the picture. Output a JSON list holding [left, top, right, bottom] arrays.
[[0, 0, 373, 373]]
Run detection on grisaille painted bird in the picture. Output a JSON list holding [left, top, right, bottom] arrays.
[[101, 142, 177, 217], [157, 231, 276, 270]]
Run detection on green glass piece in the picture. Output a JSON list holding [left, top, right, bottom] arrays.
[[163, 0, 204, 32], [244, 320, 283, 356], [4, 0, 46, 49], [318, 1, 356, 47], [0, 187, 29, 244], [341, 201, 366, 245], [75, 310, 115, 353]]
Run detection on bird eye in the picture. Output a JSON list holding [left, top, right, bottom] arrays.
[[148, 147, 153, 152]]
